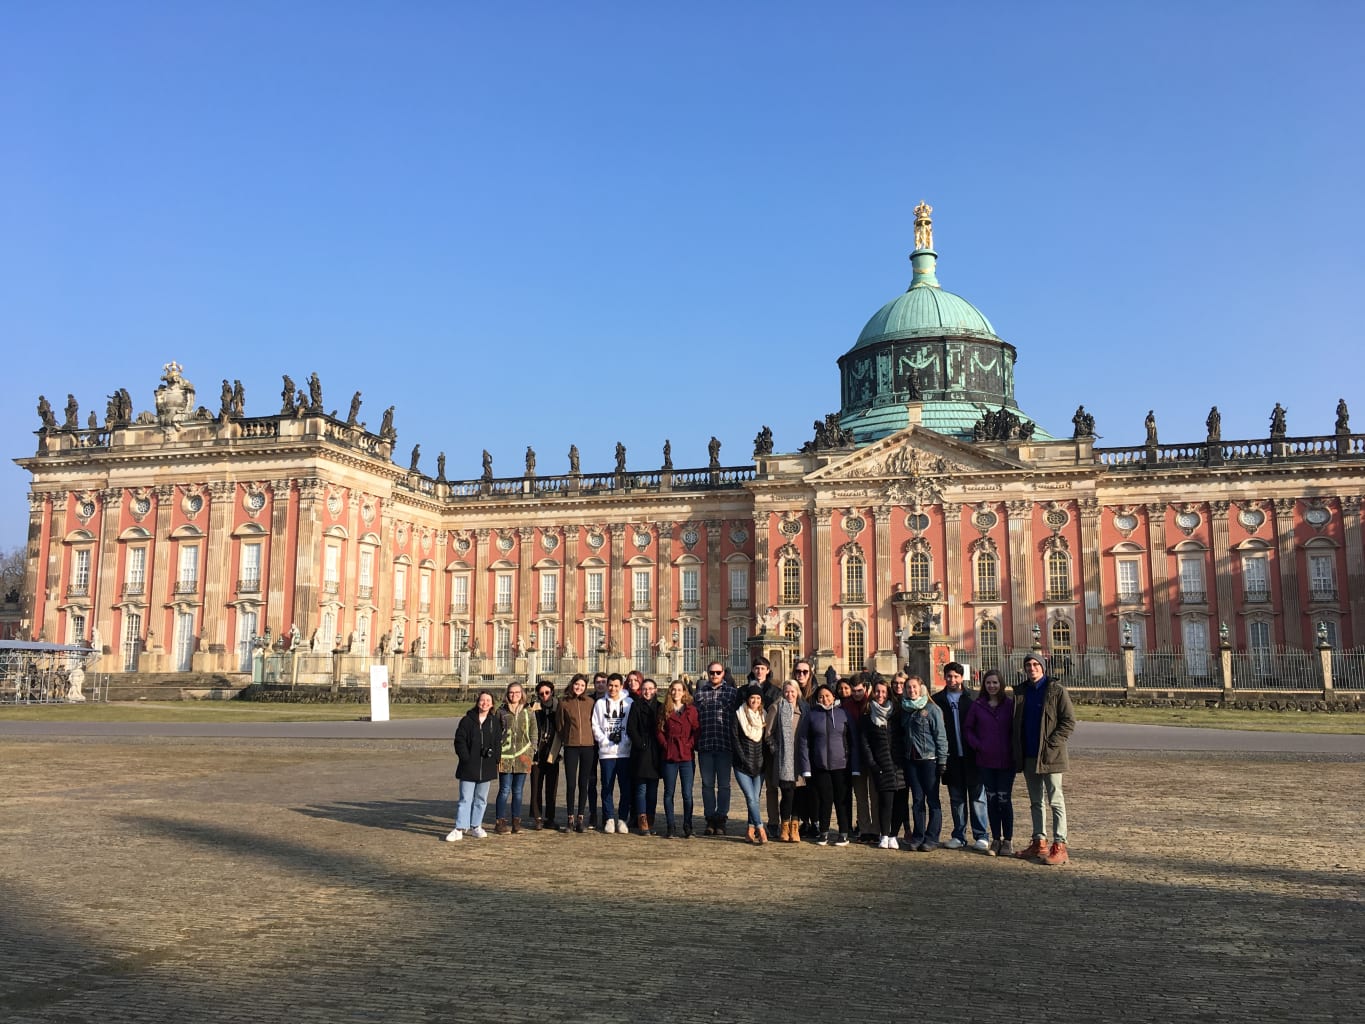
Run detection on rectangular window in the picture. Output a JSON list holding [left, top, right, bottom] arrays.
[[359, 549, 374, 589], [418, 572, 431, 613], [1178, 555, 1204, 602], [632, 569, 651, 611], [540, 572, 558, 612], [177, 546, 199, 593], [495, 573, 513, 614], [585, 571, 604, 612], [846, 622, 866, 673], [1309, 553, 1336, 600], [495, 624, 512, 670], [682, 625, 699, 674], [1248, 620, 1272, 674], [586, 624, 605, 657], [909, 553, 931, 594], [71, 549, 91, 592], [540, 624, 558, 672], [730, 624, 747, 670], [977, 619, 1002, 669], [780, 560, 801, 605], [1243, 555, 1269, 601], [240, 542, 262, 592], [634, 624, 650, 659], [1117, 559, 1140, 603], [70, 612, 87, 647], [125, 546, 147, 595], [393, 565, 407, 609], [1182, 619, 1210, 676], [976, 554, 999, 601], [728, 565, 749, 609], [323, 545, 340, 590], [844, 557, 865, 603], [450, 575, 469, 614], [681, 567, 700, 609], [123, 610, 142, 671]]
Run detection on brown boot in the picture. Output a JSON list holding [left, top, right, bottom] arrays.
[[638, 814, 650, 835], [1043, 840, 1069, 866], [493, 818, 510, 836], [1014, 836, 1046, 860], [746, 825, 757, 844], [779, 821, 791, 842], [510, 817, 521, 834], [790, 819, 802, 844], [756, 824, 768, 845]]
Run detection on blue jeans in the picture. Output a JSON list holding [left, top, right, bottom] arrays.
[[634, 778, 659, 822], [661, 760, 694, 828], [454, 779, 491, 830], [600, 757, 633, 822], [946, 757, 988, 842], [978, 765, 1015, 842], [905, 759, 942, 846], [697, 749, 733, 821], [734, 770, 764, 828], [495, 771, 527, 820]]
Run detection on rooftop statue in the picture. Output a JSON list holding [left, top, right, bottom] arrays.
[[802, 412, 855, 452], [662, 439, 673, 470], [36, 395, 56, 430], [1145, 410, 1158, 446], [1070, 406, 1095, 439], [281, 375, 296, 415], [160, 361, 185, 387], [1206, 406, 1221, 443], [347, 391, 362, 426], [232, 380, 244, 416], [482, 449, 493, 481], [87, 410, 98, 429], [409, 444, 421, 472], [64, 394, 79, 429], [913, 200, 934, 250], [753, 425, 774, 457], [1270, 403, 1287, 438], [708, 436, 721, 469], [568, 444, 580, 474], [379, 405, 395, 439], [436, 452, 447, 482], [1337, 398, 1350, 433], [294, 388, 307, 416], [307, 373, 323, 412], [525, 446, 536, 475], [615, 442, 627, 474], [220, 380, 233, 417]]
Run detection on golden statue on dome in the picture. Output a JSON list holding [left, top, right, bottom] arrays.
[[913, 200, 934, 250]]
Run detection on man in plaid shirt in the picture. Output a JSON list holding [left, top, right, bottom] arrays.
[[694, 660, 739, 836]]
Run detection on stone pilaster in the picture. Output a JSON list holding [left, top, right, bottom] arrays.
[[814, 509, 834, 657], [941, 502, 962, 642], [564, 527, 579, 636], [705, 521, 723, 647], [23, 493, 46, 640], [752, 512, 769, 608], [1273, 498, 1302, 647], [1341, 496, 1365, 647], [267, 480, 291, 635], [1209, 501, 1235, 634], [293, 478, 324, 640], [345, 492, 361, 638], [472, 528, 490, 665], [656, 521, 674, 633], [93, 487, 123, 656], [432, 529, 447, 656], [610, 524, 627, 654], [149, 486, 176, 651], [517, 526, 534, 653], [1078, 498, 1104, 649], [1147, 502, 1173, 648], [1005, 500, 1034, 648]]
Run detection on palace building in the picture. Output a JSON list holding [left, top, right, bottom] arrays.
[[14, 203, 1365, 687]]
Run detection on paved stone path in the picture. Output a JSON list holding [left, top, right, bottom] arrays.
[[3, 717, 1363, 753], [0, 737, 1360, 1022]]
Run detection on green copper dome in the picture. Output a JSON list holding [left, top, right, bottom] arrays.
[[850, 250, 998, 350]]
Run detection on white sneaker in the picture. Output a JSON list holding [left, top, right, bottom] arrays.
[[616, 819, 629, 834], [443, 828, 463, 842], [470, 826, 488, 839], [972, 838, 991, 852], [604, 818, 616, 833], [888, 837, 900, 850], [945, 837, 966, 849], [878, 836, 891, 849]]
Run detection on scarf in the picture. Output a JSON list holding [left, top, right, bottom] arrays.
[[776, 700, 797, 782], [901, 692, 929, 712], [867, 698, 892, 728], [738, 703, 765, 743]]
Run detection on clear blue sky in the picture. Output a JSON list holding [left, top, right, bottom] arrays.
[[4, 1, 1362, 549]]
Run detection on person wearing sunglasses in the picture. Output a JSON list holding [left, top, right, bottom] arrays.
[[790, 659, 817, 835], [693, 660, 739, 835]]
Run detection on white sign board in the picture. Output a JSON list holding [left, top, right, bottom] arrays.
[[369, 665, 391, 722]]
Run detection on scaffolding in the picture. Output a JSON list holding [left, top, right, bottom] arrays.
[[0, 641, 108, 704]]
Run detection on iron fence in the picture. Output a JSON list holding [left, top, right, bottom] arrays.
[[1229, 649, 1320, 691], [1134, 647, 1220, 690], [1331, 649, 1365, 691]]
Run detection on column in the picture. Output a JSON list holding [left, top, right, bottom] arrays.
[[472, 529, 490, 668], [1078, 498, 1105, 649], [93, 487, 123, 657], [1005, 500, 1034, 648], [610, 523, 627, 654], [1341, 496, 1365, 646], [752, 511, 770, 609], [1208, 501, 1235, 634], [294, 478, 324, 640], [432, 529, 448, 657], [564, 527, 580, 657], [813, 509, 834, 657], [149, 486, 176, 654], [656, 521, 674, 639], [705, 520, 723, 648], [1273, 497, 1302, 647], [941, 502, 962, 642], [345, 492, 362, 641], [266, 479, 292, 635], [23, 493, 47, 640], [202, 481, 237, 665], [873, 506, 895, 656], [1147, 502, 1173, 648], [517, 526, 534, 653]]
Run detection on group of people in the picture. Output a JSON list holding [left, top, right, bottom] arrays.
[[446, 652, 1075, 865]]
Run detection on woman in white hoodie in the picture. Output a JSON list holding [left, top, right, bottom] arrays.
[[591, 674, 634, 834]]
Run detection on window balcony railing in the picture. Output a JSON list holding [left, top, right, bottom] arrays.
[[1179, 589, 1206, 605], [418, 601, 431, 615], [322, 580, 340, 595], [975, 588, 1001, 602], [1045, 587, 1072, 602], [728, 596, 750, 610], [539, 599, 558, 614], [1309, 587, 1338, 603], [1117, 592, 1143, 606], [779, 592, 802, 607], [841, 590, 866, 604], [494, 600, 513, 614], [1243, 587, 1270, 603], [174, 579, 198, 595], [631, 598, 652, 612], [584, 599, 604, 613], [450, 600, 469, 615], [66, 583, 90, 598], [237, 577, 261, 594], [357, 584, 373, 600], [122, 581, 145, 597], [680, 598, 700, 611], [393, 598, 406, 612]]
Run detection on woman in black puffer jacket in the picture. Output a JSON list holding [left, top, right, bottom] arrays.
[[446, 690, 504, 842], [858, 679, 908, 850]]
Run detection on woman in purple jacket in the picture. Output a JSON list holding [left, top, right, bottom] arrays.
[[963, 668, 1014, 856], [797, 684, 860, 847]]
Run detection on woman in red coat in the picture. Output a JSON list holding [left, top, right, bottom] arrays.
[[658, 680, 700, 838]]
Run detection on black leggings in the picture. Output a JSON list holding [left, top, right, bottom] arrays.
[[778, 781, 796, 820], [812, 769, 852, 835], [877, 788, 908, 836], [562, 746, 596, 816]]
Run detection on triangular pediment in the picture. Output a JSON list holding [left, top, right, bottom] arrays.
[[804, 425, 1029, 485]]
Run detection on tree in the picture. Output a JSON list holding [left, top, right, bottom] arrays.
[[1, 545, 25, 601]]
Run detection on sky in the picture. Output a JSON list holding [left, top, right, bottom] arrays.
[[3, 1, 1363, 549]]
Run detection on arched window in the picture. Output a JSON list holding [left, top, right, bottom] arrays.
[[845, 621, 866, 673], [783, 621, 802, 654], [843, 551, 865, 603], [976, 551, 999, 601], [780, 555, 802, 605], [909, 552, 931, 594], [977, 619, 1001, 670], [1046, 549, 1071, 601]]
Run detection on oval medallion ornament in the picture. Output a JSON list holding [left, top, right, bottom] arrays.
[[1238, 507, 1265, 531], [1113, 512, 1139, 533], [729, 526, 749, 545], [1305, 507, 1331, 527], [843, 516, 865, 536], [454, 536, 471, 555], [681, 527, 699, 550], [541, 532, 559, 552], [133, 496, 152, 517], [634, 530, 651, 550], [246, 492, 266, 513], [1044, 508, 1069, 530], [1175, 510, 1200, 532], [973, 510, 998, 532], [906, 512, 930, 533], [778, 519, 801, 538], [79, 500, 96, 519], [497, 534, 515, 553], [587, 531, 605, 551], [187, 494, 204, 514]]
